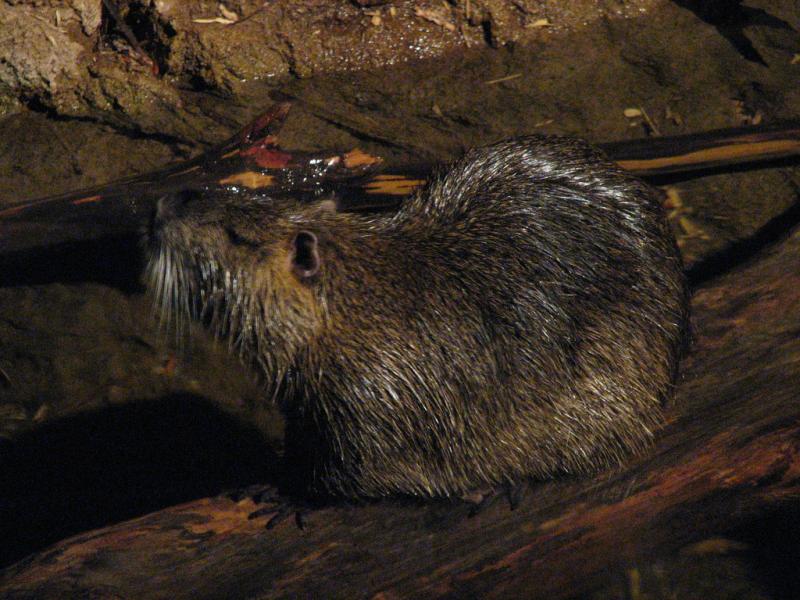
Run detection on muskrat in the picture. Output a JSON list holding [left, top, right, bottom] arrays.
[[146, 135, 689, 501]]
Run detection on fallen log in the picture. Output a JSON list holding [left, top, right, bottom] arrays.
[[1, 102, 798, 256], [2, 216, 799, 599]]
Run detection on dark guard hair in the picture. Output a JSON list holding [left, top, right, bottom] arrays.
[[147, 135, 689, 499]]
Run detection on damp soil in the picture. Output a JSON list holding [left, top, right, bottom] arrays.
[[1, 0, 799, 595]]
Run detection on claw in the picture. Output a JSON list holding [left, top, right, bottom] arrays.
[[226, 483, 310, 530], [464, 481, 529, 516], [264, 505, 306, 530]]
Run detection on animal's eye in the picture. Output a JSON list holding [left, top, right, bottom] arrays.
[[225, 227, 259, 248]]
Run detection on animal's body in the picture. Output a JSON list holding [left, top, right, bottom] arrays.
[[147, 135, 689, 500]]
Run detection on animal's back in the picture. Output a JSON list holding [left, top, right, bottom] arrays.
[[292, 136, 688, 498]]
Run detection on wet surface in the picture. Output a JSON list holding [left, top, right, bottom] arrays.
[[1, 0, 799, 594]]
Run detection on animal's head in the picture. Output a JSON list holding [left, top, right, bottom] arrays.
[[146, 188, 336, 372]]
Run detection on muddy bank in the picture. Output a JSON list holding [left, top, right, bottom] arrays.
[[0, 0, 660, 142], [0, 0, 799, 588]]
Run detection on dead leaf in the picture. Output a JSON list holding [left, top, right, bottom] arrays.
[[732, 99, 763, 126], [665, 106, 684, 126], [193, 17, 237, 25], [343, 148, 383, 168], [219, 172, 276, 189], [219, 4, 239, 22], [415, 7, 456, 31], [662, 186, 684, 211]]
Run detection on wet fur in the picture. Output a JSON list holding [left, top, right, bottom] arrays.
[[147, 136, 689, 499]]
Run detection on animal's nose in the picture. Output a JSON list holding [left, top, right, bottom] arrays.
[[150, 189, 200, 239], [154, 195, 175, 224], [155, 189, 199, 222]]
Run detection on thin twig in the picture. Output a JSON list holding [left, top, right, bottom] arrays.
[[231, 2, 270, 27], [485, 73, 522, 85], [640, 106, 661, 136]]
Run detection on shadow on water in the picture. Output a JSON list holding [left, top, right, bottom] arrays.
[[0, 394, 280, 568]]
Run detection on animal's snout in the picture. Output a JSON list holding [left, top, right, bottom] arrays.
[[156, 189, 200, 222], [150, 189, 202, 239]]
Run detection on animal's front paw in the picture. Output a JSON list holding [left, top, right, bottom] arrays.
[[226, 484, 311, 529], [463, 481, 528, 517]]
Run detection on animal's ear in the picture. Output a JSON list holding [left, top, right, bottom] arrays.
[[290, 230, 320, 280]]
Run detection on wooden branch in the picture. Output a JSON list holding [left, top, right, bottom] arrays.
[[600, 121, 800, 176], [1, 101, 798, 255], [2, 224, 799, 598], [0, 103, 384, 255]]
